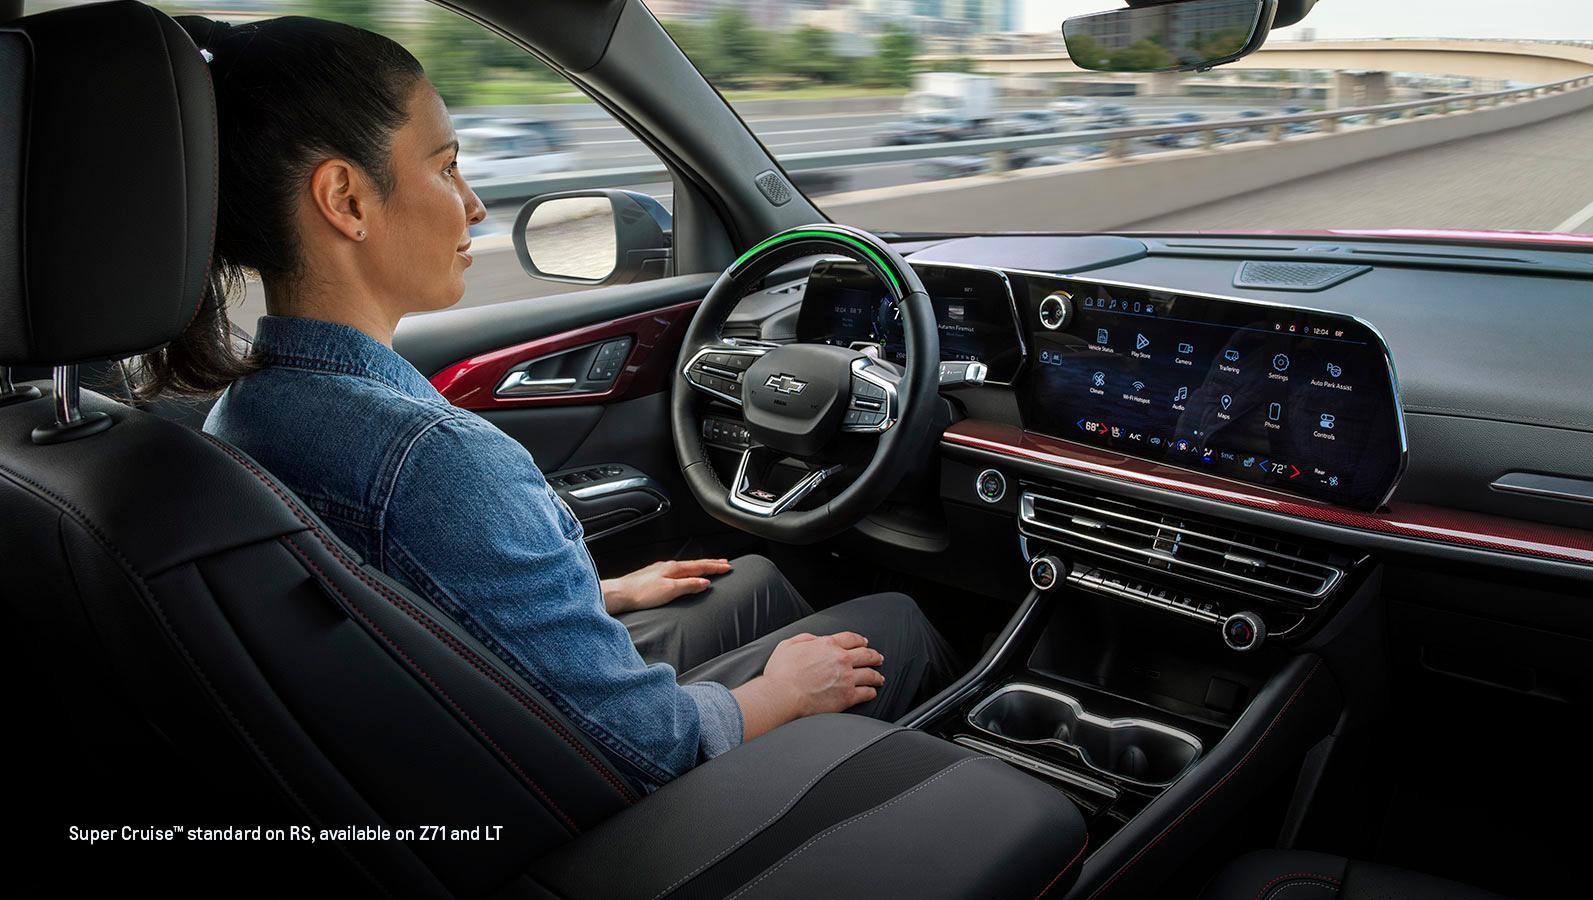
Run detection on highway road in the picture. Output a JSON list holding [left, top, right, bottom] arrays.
[[1123, 103, 1593, 233], [234, 101, 1592, 333]]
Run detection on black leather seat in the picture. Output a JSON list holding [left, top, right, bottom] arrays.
[[0, 3, 1087, 897], [1203, 851, 1511, 900]]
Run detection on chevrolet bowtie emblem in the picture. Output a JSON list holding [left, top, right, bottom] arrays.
[[764, 374, 808, 395]]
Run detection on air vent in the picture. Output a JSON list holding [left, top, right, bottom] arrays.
[[754, 170, 793, 207], [1019, 486, 1349, 607], [1233, 260, 1369, 291]]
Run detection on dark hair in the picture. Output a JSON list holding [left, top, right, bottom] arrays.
[[131, 15, 426, 400]]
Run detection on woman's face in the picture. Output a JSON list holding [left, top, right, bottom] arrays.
[[364, 81, 486, 313]]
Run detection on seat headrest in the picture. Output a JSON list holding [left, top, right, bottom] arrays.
[[0, 0, 217, 367]]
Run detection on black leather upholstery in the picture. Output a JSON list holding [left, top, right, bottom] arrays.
[[521, 714, 1090, 900], [1203, 850, 1512, 900], [3, 3, 1088, 896], [0, 1, 216, 365]]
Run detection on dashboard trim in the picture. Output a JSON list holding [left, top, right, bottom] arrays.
[[1008, 269, 1411, 510], [943, 419, 1593, 567]]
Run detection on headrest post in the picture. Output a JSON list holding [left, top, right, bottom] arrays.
[[0, 366, 44, 408], [30, 365, 112, 444]]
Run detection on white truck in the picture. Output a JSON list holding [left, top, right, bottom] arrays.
[[901, 72, 998, 132]]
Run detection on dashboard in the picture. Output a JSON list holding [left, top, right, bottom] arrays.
[[794, 255, 1407, 510]]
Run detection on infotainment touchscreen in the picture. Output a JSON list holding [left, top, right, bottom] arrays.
[[796, 260, 1025, 382], [1021, 278, 1405, 509]]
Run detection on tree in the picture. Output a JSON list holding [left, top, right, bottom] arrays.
[[410, 4, 492, 106], [1109, 39, 1178, 72], [706, 6, 768, 84], [865, 24, 919, 88], [780, 26, 844, 84], [1063, 34, 1107, 70], [297, 0, 384, 33]]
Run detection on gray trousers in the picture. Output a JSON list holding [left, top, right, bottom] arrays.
[[617, 555, 961, 723]]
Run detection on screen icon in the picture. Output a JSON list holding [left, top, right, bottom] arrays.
[[1319, 413, 1336, 430], [1328, 475, 1341, 487], [1110, 426, 1122, 438], [1132, 381, 1145, 392], [1242, 456, 1256, 468], [1326, 362, 1343, 378], [1177, 342, 1194, 355], [1083, 297, 1094, 307], [1092, 371, 1106, 388], [1173, 386, 1189, 402], [1150, 436, 1163, 446], [1272, 353, 1291, 372], [1040, 350, 1052, 364], [1220, 394, 1232, 411], [1135, 333, 1150, 351], [1224, 349, 1241, 363], [1096, 328, 1109, 345], [1268, 402, 1282, 421], [1132, 302, 1142, 313]]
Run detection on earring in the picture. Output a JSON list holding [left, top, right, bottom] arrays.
[[356, 229, 366, 239]]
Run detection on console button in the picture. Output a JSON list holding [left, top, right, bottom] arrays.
[[1029, 555, 1063, 591], [975, 469, 1006, 503], [1222, 612, 1267, 652]]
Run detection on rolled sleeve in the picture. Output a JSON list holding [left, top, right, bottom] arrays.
[[682, 680, 743, 761]]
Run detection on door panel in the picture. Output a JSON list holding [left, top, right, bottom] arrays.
[[395, 274, 745, 572]]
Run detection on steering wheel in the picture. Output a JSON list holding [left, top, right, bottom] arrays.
[[670, 224, 939, 544]]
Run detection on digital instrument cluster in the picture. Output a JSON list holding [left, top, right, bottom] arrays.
[[796, 260, 1026, 383], [1020, 277, 1405, 509]]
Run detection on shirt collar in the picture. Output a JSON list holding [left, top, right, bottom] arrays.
[[249, 315, 444, 401]]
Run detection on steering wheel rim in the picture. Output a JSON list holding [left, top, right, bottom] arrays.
[[670, 224, 939, 545]]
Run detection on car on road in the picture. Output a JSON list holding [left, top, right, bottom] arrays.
[[455, 125, 577, 181], [876, 113, 978, 145], [1093, 103, 1135, 126], [1049, 96, 1095, 115], [1000, 109, 1063, 136]]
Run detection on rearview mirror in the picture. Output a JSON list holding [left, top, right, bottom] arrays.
[[514, 189, 672, 286], [1063, 0, 1276, 73]]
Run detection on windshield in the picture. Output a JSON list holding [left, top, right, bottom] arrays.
[[657, 0, 1593, 238]]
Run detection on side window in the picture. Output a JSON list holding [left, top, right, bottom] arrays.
[[23, 0, 675, 325]]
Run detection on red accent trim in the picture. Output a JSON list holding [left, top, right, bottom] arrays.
[[943, 420, 1593, 566], [1034, 833, 1089, 899], [429, 301, 700, 410], [1139, 228, 1593, 249], [1252, 872, 1343, 900]]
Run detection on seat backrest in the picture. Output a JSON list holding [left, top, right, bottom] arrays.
[[1, 4, 636, 895]]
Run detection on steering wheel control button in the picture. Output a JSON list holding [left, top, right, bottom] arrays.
[[1029, 555, 1063, 591], [1038, 292, 1072, 331], [976, 469, 1007, 503], [1222, 612, 1267, 652]]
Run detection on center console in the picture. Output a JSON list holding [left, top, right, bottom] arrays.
[[912, 459, 1356, 896]]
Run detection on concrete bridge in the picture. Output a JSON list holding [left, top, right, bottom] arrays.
[[926, 40, 1593, 104]]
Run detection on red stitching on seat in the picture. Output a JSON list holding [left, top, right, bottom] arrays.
[[1033, 832, 1090, 899], [283, 534, 580, 835], [1253, 871, 1342, 900], [198, 432, 640, 804], [1088, 659, 1325, 899]]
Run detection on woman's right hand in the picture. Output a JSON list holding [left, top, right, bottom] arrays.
[[730, 631, 885, 742], [763, 632, 886, 716]]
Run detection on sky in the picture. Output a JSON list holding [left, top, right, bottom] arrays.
[[1023, 0, 1593, 41]]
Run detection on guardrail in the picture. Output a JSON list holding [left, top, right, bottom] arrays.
[[469, 72, 1593, 205]]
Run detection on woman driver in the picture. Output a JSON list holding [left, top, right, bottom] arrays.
[[134, 15, 958, 791]]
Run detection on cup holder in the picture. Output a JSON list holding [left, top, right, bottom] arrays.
[[967, 684, 1202, 787]]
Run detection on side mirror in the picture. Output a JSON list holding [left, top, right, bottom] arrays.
[[513, 189, 672, 286], [1062, 0, 1276, 73]]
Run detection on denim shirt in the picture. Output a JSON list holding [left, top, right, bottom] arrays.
[[204, 314, 742, 791]]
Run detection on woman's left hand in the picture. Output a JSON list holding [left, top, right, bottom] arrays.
[[602, 558, 733, 615]]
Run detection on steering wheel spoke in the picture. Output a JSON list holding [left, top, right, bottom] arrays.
[[682, 341, 771, 407], [728, 445, 843, 518], [839, 356, 900, 434]]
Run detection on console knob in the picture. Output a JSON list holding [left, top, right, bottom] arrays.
[[1029, 555, 1064, 591], [1222, 611, 1267, 651], [1038, 292, 1073, 331]]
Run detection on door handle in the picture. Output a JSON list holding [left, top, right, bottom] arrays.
[[495, 372, 578, 397]]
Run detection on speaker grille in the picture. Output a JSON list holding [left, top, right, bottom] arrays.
[[754, 170, 793, 207], [1233, 260, 1369, 291]]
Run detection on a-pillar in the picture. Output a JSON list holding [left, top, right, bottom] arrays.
[[1331, 70, 1390, 108]]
